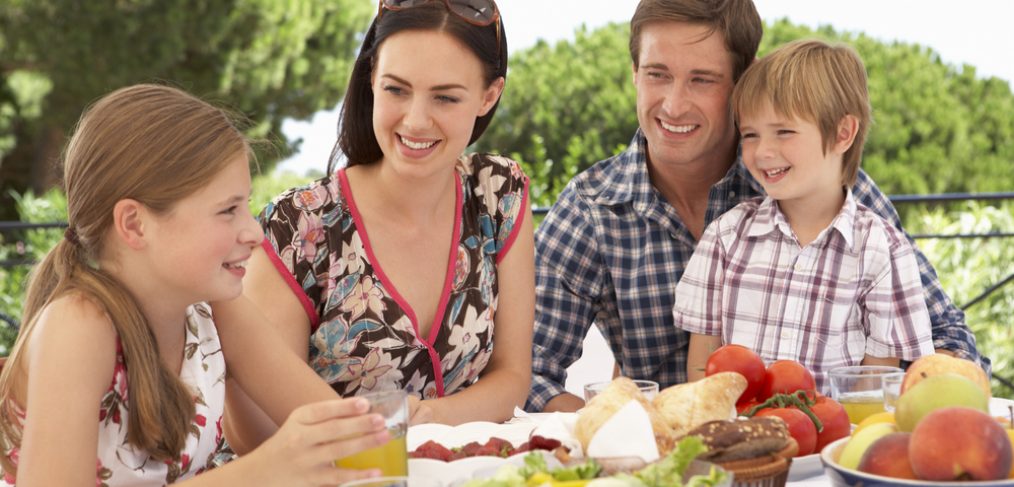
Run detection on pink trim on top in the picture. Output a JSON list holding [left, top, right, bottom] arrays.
[[261, 239, 321, 330], [338, 170, 463, 398], [495, 177, 531, 265]]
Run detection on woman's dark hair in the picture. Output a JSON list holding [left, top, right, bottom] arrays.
[[331, 2, 507, 172]]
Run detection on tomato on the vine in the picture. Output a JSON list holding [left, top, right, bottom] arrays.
[[807, 395, 850, 452], [755, 407, 818, 456], [705, 344, 766, 405], [760, 360, 816, 400]]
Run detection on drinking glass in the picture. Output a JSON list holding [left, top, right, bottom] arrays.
[[881, 372, 905, 412], [828, 365, 903, 424], [335, 390, 409, 475], [583, 379, 659, 402]]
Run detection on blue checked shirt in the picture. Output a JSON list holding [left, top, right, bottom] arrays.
[[526, 130, 989, 411]]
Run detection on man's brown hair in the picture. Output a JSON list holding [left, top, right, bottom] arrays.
[[629, 0, 762, 82]]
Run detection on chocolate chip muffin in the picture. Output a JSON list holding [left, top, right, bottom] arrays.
[[684, 416, 797, 487]]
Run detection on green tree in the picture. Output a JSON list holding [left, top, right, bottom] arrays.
[[476, 22, 637, 207], [0, 0, 373, 218]]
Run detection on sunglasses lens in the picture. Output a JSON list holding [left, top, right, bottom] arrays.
[[448, 0, 497, 24]]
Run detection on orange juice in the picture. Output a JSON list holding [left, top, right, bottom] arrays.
[[334, 431, 407, 475], [839, 391, 886, 424]]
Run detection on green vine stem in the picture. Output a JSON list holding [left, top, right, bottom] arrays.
[[742, 390, 824, 432]]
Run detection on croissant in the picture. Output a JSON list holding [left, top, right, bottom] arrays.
[[652, 372, 747, 437], [574, 377, 675, 454]]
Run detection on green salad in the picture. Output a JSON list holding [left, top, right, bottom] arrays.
[[462, 436, 729, 487]]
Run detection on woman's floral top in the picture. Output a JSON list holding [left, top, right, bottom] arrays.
[[2, 303, 226, 486], [261, 153, 529, 399]]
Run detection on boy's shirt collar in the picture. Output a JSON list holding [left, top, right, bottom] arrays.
[[748, 189, 858, 250]]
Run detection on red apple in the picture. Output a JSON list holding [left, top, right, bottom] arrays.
[[909, 407, 1013, 481], [858, 433, 917, 479]]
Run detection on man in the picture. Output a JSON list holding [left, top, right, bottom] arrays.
[[526, 0, 988, 413]]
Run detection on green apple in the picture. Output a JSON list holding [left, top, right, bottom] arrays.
[[895, 373, 989, 432], [839, 423, 898, 470]]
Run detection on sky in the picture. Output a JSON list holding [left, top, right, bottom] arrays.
[[275, 0, 1014, 175]]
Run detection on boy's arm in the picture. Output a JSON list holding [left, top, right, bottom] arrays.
[[861, 355, 900, 367], [851, 171, 989, 373], [862, 224, 936, 363], [687, 333, 722, 381]]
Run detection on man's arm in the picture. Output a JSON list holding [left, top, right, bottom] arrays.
[[851, 170, 990, 373], [526, 184, 607, 412]]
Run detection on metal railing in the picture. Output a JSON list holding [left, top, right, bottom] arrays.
[[3, 191, 1013, 385]]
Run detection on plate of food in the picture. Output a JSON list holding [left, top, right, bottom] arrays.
[[407, 421, 571, 483], [460, 437, 732, 487]]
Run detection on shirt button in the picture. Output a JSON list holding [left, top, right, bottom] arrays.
[[669, 230, 679, 239], [730, 191, 737, 198], [781, 330, 791, 339]]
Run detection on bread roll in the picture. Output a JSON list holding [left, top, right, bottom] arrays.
[[574, 378, 675, 454], [652, 372, 746, 437]]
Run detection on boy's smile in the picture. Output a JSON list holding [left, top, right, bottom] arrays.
[[739, 101, 849, 218]]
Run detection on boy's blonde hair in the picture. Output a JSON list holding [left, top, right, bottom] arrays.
[[732, 38, 871, 187]]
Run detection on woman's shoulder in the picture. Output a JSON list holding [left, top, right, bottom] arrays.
[[262, 172, 347, 221]]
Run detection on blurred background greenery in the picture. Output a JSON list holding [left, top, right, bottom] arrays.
[[1, 2, 1012, 394]]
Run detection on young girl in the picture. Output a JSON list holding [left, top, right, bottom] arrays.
[[215, 0, 536, 454], [0, 84, 390, 486]]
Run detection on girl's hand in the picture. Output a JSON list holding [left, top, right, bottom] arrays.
[[408, 395, 434, 425], [248, 397, 390, 486]]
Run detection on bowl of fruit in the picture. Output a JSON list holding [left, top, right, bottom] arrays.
[[820, 355, 1014, 486]]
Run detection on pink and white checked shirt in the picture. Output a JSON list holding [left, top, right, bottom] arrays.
[[673, 192, 934, 392]]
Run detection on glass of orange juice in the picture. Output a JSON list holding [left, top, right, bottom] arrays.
[[335, 390, 408, 476], [828, 366, 903, 424]]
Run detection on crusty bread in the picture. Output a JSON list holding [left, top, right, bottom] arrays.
[[652, 372, 746, 437], [574, 378, 675, 454]]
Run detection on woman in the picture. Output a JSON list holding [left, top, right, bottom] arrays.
[[214, 0, 534, 454]]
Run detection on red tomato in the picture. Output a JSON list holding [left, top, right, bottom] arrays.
[[807, 395, 850, 453], [760, 360, 816, 400], [756, 408, 818, 456], [736, 397, 761, 415], [705, 344, 766, 405]]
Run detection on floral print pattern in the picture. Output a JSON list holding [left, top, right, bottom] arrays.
[[263, 153, 528, 398], [2, 303, 227, 486]]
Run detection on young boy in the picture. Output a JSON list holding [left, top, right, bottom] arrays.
[[674, 39, 934, 393]]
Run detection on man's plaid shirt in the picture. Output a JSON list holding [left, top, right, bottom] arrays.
[[526, 130, 989, 411]]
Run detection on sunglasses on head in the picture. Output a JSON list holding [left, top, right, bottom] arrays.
[[378, 0, 502, 58]]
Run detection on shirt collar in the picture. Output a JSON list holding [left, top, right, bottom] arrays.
[[747, 189, 858, 250], [593, 129, 651, 206], [594, 131, 760, 207]]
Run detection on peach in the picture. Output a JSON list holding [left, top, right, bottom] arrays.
[[909, 407, 1013, 481], [858, 433, 917, 480], [901, 354, 991, 397]]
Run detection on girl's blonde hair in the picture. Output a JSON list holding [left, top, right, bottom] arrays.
[[0, 84, 250, 474]]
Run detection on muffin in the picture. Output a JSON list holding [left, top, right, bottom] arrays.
[[683, 416, 797, 487]]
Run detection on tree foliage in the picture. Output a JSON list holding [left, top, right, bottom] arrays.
[[476, 23, 637, 207], [478, 20, 1014, 206], [0, 0, 373, 217]]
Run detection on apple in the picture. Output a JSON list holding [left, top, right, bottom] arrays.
[[838, 422, 897, 470], [858, 433, 917, 479], [894, 373, 988, 432], [901, 354, 991, 397], [909, 407, 1013, 481]]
